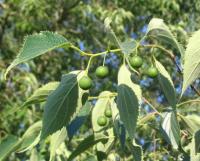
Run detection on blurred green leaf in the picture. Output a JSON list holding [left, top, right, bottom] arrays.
[[30, 148, 40, 161], [190, 129, 200, 160], [49, 127, 67, 161], [68, 134, 107, 161], [22, 82, 59, 107], [130, 142, 143, 161], [17, 121, 42, 153], [180, 114, 200, 135], [182, 29, 200, 95], [0, 135, 21, 161], [120, 39, 136, 54]]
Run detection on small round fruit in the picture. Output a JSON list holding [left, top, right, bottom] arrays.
[[147, 67, 158, 78], [104, 108, 112, 118], [97, 116, 107, 126], [95, 66, 109, 78], [129, 56, 143, 68], [79, 76, 92, 90]]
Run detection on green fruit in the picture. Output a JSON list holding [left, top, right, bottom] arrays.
[[97, 116, 107, 126], [129, 56, 143, 68], [147, 67, 158, 78], [104, 108, 112, 118], [95, 66, 109, 78], [79, 76, 92, 90]]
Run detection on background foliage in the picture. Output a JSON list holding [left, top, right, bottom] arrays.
[[1, 0, 200, 160]]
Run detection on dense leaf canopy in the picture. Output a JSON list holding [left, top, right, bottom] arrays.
[[1, 0, 200, 160]]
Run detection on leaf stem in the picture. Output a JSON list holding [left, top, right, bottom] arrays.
[[70, 44, 121, 57], [125, 55, 140, 76], [85, 57, 93, 75], [88, 93, 117, 100]]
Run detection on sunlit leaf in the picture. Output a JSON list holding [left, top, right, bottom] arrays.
[[5, 31, 69, 78], [117, 65, 141, 139], [162, 111, 180, 149], [182, 29, 200, 95], [154, 59, 176, 108], [30, 148, 39, 161], [147, 18, 184, 57], [92, 91, 112, 132], [17, 121, 42, 152], [179, 114, 200, 135], [49, 127, 67, 161]]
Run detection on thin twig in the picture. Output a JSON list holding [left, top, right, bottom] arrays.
[[142, 97, 162, 116]]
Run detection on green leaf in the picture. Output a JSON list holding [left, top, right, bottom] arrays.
[[190, 129, 200, 160], [194, 130, 200, 153], [0, 135, 21, 161], [130, 142, 143, 161], [117, 85, 139, 139], [147, 18, 184, 57], [83, 156, 97, 161], [67, 101, 92, 140], [182, 29, 200, 95], [41, 73, 78, 140], [67, 134, 107, 161], [110, 99, 126, 149], [120, 39, 136, 54], [96, 128, 115, 154], [162, 111, 180, 149], [22, 82, 59, 107], [117, 65, 141, 139], [179, 114, 200, 135], [113, 119, 126, 149], [118, 65, 142, 100], [4, 31, 69, 78], [17, 121, 42, 152], [49, 127, 67, 161], [104, 17, 121, 47], [30, 148, 39, 161], [91, 91, 113, 132], [154, 59, 176, 108]]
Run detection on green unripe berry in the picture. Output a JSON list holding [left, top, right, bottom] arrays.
[[79, 76, 92, 90], [104, 108, 112, 118], [147, 67, 158, 78], [97, 116, 107, 126], [129, 56, 143, 68], [95, 66, 109, 78]]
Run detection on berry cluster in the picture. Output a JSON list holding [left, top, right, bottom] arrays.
[[97, 107, 112, 127], [78, 55, 158, 127], [129, 55, 158, 78], [79, 66, 109, 90]]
